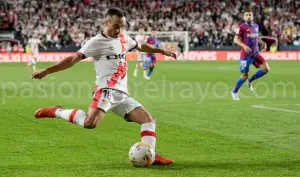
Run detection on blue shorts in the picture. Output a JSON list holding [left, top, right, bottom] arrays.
[[239, 57, 254, 73], [143, 56, 156, 69]]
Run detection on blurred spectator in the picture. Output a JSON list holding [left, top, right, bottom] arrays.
[[0, 0, 299, 50], [270, 43, 277, 52]]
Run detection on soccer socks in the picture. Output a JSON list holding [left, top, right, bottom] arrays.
[[140, 122, 156, 150], [31, 57, 37, 71], [55, 109, 86, 127], [133, 64, 139, 76], [32, 64, 37, 71], [248, 69, 267, 83], [143, 69, 148, 77], [147, 66, 154, 76], [232, 78, 245, 93]]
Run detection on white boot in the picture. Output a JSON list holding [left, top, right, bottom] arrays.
[[231, 91, 240, 101]]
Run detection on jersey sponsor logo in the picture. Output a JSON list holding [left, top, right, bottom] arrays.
[[248, 33, 258, 38], [105, 54, 126, 60]]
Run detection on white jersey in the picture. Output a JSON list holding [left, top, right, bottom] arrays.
[[135, 34, 147, 53], [28, 38, 41, 53], [78, 33, 137, 94]]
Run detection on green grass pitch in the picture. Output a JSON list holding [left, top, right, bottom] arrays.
[[0, 61, 300, 177]]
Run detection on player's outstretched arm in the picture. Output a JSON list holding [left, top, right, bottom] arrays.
[[136, 43, 177, 59], [233, 36, 252, 54], [32, 54, 82, 79], [258, 38, 267, 52], [39, 42, 48, 50]]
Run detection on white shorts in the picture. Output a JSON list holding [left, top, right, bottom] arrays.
[[90, 87, 142, 120], [137, 53, 146, 62]]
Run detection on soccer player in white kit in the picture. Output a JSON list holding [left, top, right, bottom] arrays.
[[32, 8, 176, 165], [133, 27, 147, 77], [27, 33, 47, 72]]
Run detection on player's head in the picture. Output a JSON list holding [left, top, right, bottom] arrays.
[[151, 30, 156, 38], [33, 32, 38, 38], [105, 7, 126, 38], [138, 27, 144, 35], [243, 11, 253, 24]]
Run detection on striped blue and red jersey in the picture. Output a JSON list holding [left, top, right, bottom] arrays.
[[146, 36, 160, 57], [235, 22, 259, 59]]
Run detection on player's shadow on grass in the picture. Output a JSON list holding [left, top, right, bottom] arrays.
[[149, 160, 300, 170]]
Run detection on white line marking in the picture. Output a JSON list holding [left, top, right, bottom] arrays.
[[252, 104, 300, 114], [264, 104, 300, 106]]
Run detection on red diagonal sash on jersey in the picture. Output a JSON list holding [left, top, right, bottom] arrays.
[[106, 34, 127, 88]]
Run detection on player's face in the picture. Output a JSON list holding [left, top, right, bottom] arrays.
[[106, 16, 126, 38], [243, 12, 253, 23], [139, 28, 144, 35], [151, 31, 156, 38]]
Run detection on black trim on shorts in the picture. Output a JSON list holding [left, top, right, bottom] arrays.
[[97, 107, 106, 113], [124, 106, 142, 122]]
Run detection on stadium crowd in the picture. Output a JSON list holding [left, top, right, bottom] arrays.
[[1, 0, 300, 50]]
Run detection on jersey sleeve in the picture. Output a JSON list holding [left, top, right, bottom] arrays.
[[78, 37, 99, 58], [135, 35, 139, 41], [126, 35, 138, 52], [235, 25, 244, 38]]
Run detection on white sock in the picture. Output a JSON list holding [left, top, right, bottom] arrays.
[[140, 122, 156, 150], [134, 65, 138, 76], [32, 64, 36, 71], [143, 70, 147, 77], [31, 57, 37, 71], [55, 109, 86, 127]]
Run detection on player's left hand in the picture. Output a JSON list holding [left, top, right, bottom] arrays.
[[32, 69, 48, 79], [163, 51, 177, 60], [261, 42, 267, 52]]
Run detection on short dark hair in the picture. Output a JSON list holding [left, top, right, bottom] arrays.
[[243, 9, 253, 14], [106, 7, 126, 18]]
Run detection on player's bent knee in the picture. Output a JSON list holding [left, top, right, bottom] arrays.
[[241, 73, 248, 80], [144, 116, 155, 123], [262, 67, 269, 73]]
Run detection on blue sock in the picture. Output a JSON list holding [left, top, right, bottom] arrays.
[[232, 78, 245, 93], [147, 67, 154, 76], [248, 70, 266, 83]]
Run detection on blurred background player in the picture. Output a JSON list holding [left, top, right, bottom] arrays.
[[177, 39, 185, 61], [143, 31, 160, 80], [26, 32, 47, 72], [231, 11, 269, 100], [133, 27, 147, 77]]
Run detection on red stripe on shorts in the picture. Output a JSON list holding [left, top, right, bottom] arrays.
[[90, 88, 102, 109]]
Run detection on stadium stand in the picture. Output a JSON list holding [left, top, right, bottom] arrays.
[[0, 0, 300, 50]]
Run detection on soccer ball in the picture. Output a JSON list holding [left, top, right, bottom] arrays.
[[129, 142, 155, 167]]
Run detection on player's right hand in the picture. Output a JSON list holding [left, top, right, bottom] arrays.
[[163, 51, 177, 60], [32, 69, 48, 79], [243, 45, 252, 54]]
